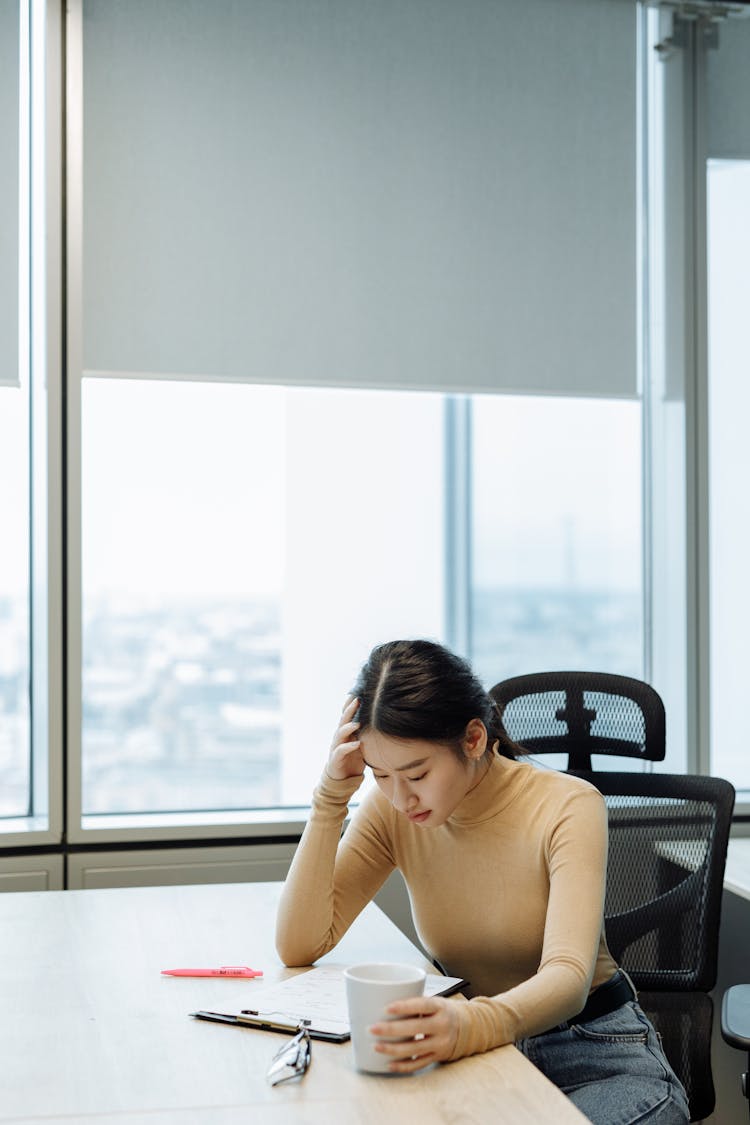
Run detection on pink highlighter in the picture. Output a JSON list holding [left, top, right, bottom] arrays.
[[161, 966, 263, 978]]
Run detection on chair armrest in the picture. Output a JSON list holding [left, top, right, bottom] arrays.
[[721, 985, 750, 1051]]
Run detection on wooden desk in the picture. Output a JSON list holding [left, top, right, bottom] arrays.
[[0, 881, 585, 1124]]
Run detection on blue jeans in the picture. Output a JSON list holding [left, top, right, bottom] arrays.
[[517, 998, 690, 1124]]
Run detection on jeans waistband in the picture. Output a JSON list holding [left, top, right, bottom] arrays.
[[571, 970, 637, 1025]]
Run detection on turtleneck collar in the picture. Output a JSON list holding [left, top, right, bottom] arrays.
[[447, 752, 531, 826]]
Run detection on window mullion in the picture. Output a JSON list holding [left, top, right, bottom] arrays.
[[444, 396, 472, 660]]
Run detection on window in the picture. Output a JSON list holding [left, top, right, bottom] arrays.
[[707, 159, 750, 792], [80, 379, 645, 816], [470, 396, 643, 688], [0, 0, 30, 820], [9, 0, 721, 854], [0, 0, 62, 842], [704, 13, 750, 794], [0, 405, 30, 819], [81, 380, 445, 814], [71, 0, 643, 826]]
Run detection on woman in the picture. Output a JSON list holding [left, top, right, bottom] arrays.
[[275, 639, 689, 1124]]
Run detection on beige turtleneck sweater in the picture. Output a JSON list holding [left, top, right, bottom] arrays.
[[275, 754, 618, 1060]]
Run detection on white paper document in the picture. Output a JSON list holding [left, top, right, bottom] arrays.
[[237, 964, 467, 1039]]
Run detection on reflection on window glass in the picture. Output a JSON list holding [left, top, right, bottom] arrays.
[[0, 391, 30, 818], [708, 159, 750, 792], [81, 381, 445, 814], [470, 396, 643, 690]]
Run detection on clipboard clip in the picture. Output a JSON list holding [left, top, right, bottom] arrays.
[[191, 1009, 310, 1034], [240, 1009, 312, 1033]]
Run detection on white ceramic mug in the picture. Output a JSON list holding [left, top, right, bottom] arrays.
[[344, 962, 426, 1074]]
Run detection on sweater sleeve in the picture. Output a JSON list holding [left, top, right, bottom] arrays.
[[449, 786, 611, 1059], [275, 774, 396, 966]]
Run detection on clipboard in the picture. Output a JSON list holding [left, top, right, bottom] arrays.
[[190, 964, 468, 1042]]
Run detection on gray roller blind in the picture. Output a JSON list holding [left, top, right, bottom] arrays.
[[83, 0, 637, 397], [0, 0, 19, 389], [707, 18, 750, 159]]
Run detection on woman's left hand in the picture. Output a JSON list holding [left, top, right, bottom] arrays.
[[369, 994, 460, 1072]]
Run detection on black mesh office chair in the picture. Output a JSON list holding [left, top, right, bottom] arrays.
[[490, 672, 735, 1123]]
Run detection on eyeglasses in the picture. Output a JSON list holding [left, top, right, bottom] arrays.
[[266, 1024, 312, 1086]]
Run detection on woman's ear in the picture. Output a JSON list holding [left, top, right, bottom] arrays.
[[463, 718, 488, 760]]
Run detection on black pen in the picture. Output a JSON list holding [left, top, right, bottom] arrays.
[[192, 1009, 298, 1032], [190, 1010, 345, 1042]]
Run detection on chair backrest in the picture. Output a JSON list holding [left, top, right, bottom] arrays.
[[490, 670, 666, 771], [570, 770, 735, 992]]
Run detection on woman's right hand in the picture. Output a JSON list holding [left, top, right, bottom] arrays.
[[326, 695, 365, 781]]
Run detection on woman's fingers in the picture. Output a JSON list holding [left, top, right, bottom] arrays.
[[372, 1023, 439, 1070], [326, 696, 364, 780], [341, 694, 359, 718], [371, 1015, 432, 1041], [384, 996, 439, 1019], [370, 996, 459, 1070], [382, 1050, 437, 1073]]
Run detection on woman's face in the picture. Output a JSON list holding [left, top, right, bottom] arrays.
[[359, 723, 488, 828]]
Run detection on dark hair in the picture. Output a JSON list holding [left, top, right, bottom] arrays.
[[352, 639, 517, 761]]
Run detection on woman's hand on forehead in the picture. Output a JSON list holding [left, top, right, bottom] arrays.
[[326, 695, 366, 781]]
